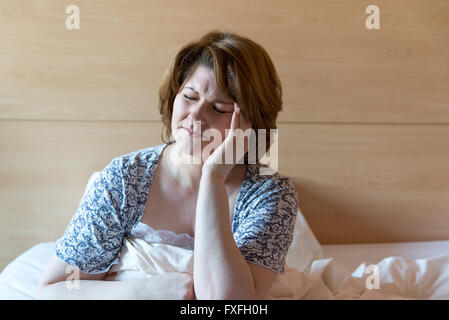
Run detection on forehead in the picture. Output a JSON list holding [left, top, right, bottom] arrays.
[[182, 65, 227, 98]]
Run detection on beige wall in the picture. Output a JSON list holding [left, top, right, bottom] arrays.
[[1, 0, 448, 270]]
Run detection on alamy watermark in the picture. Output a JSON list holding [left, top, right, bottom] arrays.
[[65, 265, 80, 290], [171, 122, 278, 176], [365, 264, 380, 290], [365, 5, 380, 30], [65, 5, 380, 31], [65, 5, 80, 30]]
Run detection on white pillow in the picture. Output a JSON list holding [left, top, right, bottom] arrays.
[[285, 208, 323, 273], [0, 242, 54, 299]]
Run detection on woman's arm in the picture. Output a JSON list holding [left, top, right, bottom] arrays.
[[39, 278, 147, 300], [194, 104, 277, 300], [194, 171, 277, 300], [39, 276, 194, 300], [38, 254, 194, 300], [194, 171, 256, 300], [38, 254, 140, 299]]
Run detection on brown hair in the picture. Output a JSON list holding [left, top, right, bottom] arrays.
[[158, 30, 282, 163]]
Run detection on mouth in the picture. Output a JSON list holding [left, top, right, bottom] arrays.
[[183, 127, 201, 138]]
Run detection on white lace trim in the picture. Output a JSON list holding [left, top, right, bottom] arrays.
[[131, 222, 194, 250]]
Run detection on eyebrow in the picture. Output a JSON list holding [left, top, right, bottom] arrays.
[[185, 86, 234, 105]]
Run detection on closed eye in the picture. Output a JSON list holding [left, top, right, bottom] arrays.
[[212, 107, 227, 114], [183, 94, 227, 114], [183, 94, 195, 101]]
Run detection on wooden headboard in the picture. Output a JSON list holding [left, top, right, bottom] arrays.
[[1, 0, 448, 270]]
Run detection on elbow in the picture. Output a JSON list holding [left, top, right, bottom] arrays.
[[37, 283, 50, 300], [37, 279, 63, 300], [215, 292, 261, 300], [223, 290, 265, 300], [37, 272, 55, 300], [214, 286, 267, 300], [195, 286, 260, 300]]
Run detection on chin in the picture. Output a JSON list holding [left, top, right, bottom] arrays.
[[172, 135, 206, 164]]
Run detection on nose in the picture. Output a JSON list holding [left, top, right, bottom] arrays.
[[187, 100, 207, 128]]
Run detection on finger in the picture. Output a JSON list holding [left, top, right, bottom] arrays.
[[243, 118, 251, 132], [232, 103, 239, 130], [236, 105, 251, 131], [225, 106, 237, 141], [236, 106, 241, 129]]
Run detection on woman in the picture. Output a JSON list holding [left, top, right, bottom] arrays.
[[38, 30, 299, 300]]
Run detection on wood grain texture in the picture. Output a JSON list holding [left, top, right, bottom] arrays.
[[0, 0, 448, 122], [279, 123, 449, 244], [1, 0, 448, 270]]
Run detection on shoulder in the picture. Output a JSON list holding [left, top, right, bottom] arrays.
[[232, 164, 299, 274], [107, 143, 168, 172], [100, 142, 170, 183], [91, 142, 170, 217]]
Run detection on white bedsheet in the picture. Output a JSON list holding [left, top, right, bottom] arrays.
[[0, 242, 53, 299], [1, 240, 448, 299], [323, 240, 449, 271], [107, 237, 449, 300]]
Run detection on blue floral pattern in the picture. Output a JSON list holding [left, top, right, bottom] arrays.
[[55, 142, 299, 274]]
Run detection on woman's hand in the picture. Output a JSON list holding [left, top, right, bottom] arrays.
[[138, 272, 195, 300], [202, 103, 253, 179]]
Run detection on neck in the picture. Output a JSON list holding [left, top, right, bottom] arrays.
[[163, 142, 204, 192], [163, 142, 247, 193]]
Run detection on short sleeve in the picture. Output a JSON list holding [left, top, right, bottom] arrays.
[[234, 177, 299, 274], [55, 158, 126, 274]]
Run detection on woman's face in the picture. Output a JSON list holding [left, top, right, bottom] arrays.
[[171, 64, 236, 160]]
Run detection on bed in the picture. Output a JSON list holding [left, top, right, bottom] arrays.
[[1, 209, 448, 300]]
